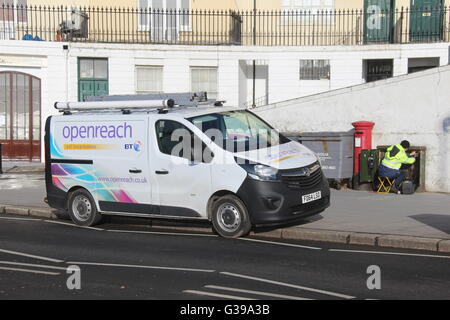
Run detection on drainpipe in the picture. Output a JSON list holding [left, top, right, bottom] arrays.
[[63, 44, 69, 102]]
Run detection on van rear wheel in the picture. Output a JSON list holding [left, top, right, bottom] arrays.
[[211, 195, 251, 238], [68, 189, 102, 227]]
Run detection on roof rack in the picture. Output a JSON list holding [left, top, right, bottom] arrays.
[[54, 99, 174, 111], [54, 92, 224, 114], [86, 91, 210, 107]]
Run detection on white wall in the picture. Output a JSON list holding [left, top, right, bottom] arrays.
[[255, 66, 450, 193], [0, 42, 69, 161], [1, 40, 450, 166]]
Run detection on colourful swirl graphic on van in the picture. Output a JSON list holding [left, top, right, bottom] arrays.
[[51, 163, 137, 203], [50, 133, 64, 159], [50, 129, 138, 203]]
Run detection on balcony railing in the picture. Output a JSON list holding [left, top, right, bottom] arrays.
[[1, 5, 450, 46]]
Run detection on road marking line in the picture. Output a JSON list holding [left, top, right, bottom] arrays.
[[205, 285, 313, 300], [183, 290, 256, 300], [329, 249, 450, 259], [240, 238, 321, 250], [0, 266, 60, 276], [0, 261, 67, 271], [66, 261, 215, 273], [0, 216, 41, 222], [220, 272, 355, 300], [44, 220, 104, 231], [0, 248, 64, 263], [107, 229, 217, 237]]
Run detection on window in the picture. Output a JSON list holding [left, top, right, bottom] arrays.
[[282, 0, 334, 25], [179, 0, 190, 30], [135, 66, 163, 94], [408, 57, 439, 74], [156, 120, 190, 158], [155, 119, 213, 162], [364, 59, 393, 83], [300, 60, 330, 80], [79, 58, 108, 79], [0, 0, 27, 23], [0, 72, 41, 160], [138, 0, 190, 33], [190, 67, 218, 100], [188, 111, 290, 152], [78, 58, 109, 101], [282, 0, 334, 13], [0, 0, 27, 39]]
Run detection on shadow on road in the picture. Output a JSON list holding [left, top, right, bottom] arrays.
[[252, 214, 324, 234]]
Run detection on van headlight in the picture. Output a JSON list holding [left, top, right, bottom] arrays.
[[236, 159, 280, 181]]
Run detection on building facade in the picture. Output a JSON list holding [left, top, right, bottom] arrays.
[[2, 0, 450, 45], [1, 0, 450, 161]]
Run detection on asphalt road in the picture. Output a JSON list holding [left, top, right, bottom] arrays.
[[0, 214, 449, 301]]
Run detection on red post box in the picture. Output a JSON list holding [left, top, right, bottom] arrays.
[[352, 121, 375, 184]]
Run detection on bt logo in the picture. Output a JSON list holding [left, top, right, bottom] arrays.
[[133, 140, 142, 152], [124, 141, 142, 152]]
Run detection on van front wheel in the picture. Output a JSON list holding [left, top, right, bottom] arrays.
[[68, 189, 102, 227], [211, 195, 251, 238]]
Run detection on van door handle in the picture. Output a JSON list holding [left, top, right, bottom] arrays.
[[155, 170, 169, 175], [129, 169, 142, 174]]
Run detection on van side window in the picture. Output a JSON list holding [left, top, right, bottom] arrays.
[[155, 120, 214, 163], [155, 120, 191, 158]]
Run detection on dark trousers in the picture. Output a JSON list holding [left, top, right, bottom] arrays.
[[379, 164, 405, 188]]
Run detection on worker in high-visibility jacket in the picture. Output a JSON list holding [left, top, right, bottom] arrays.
[[379, 140, 417, 194]]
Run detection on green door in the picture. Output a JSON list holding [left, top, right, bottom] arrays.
[[78, 80, 109, 102], [78, 80, 94, 102], [78, 58, 109, 101], [410, 0, 443, 42], [364, 0, 395, 43], [94, 80, 109, 97]]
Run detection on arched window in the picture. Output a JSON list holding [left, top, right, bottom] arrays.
[[0, 71, 41, 160]]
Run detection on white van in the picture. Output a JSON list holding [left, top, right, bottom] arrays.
[[45, 94, 330, 238]]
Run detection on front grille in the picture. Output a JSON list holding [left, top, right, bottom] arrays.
[[280, 162, 323, 190]]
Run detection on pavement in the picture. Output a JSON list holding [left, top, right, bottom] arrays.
[[1, 162, 450, 253], [0, 161, 44, 174]]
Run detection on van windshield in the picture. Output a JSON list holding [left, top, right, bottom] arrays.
[[188, 110, 290, 152]]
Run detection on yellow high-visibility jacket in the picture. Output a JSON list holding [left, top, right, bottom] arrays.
[[381, 144, 416, 170]]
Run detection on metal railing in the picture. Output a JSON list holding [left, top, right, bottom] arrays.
[[1, 5, 450, 46]]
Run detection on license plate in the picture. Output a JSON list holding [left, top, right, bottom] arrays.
[[302, 191, 322, 204]]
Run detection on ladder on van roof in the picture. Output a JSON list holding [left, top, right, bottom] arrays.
[[54, 92, 224, 114], [86, 91, 210, 107]]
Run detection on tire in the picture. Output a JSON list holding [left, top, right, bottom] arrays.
[[68, 189, 102, 227], [211, 195, 252, 239]]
